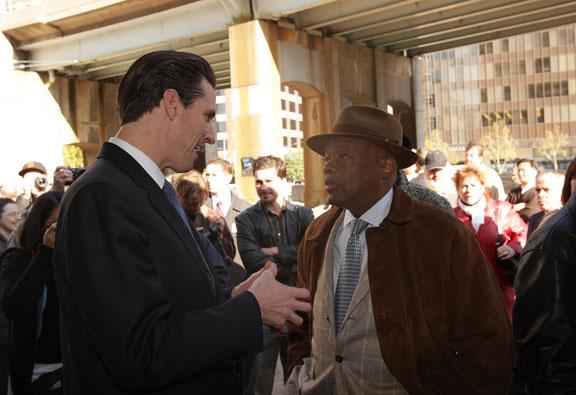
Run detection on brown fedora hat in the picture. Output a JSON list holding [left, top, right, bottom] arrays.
[[307, 106, 418, 169]]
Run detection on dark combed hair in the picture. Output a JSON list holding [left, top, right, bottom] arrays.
[[0, 198, 16, 216], [465, 142, 484, 156], [207, 158, 232, 175], [19, 191, 63, 252], [516, 158, 538, 170], [561, 156, 576, 205], [252, 155, 287, 179], [117, 50, 216, 124]]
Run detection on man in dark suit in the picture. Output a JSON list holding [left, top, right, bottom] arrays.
[[54, 50, 310, 395], [204, 158, 251, 263]]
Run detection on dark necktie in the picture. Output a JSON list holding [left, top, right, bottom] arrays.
[[334, 218, 369, 334], [162, 181, 215, 290]]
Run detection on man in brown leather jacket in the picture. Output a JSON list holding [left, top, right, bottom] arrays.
[[287, 106, 514, 394]]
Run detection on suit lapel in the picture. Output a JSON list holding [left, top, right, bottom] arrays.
[[99, 143, 217, 300]]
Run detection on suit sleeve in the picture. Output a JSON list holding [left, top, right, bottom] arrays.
[[58, 183, 263, 391], [236, 211, 276, 274], [445, 223, 514, 394]]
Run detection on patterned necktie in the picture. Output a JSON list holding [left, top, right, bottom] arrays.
[[334, 218, 370, 334], [162, 181, 215, 290]]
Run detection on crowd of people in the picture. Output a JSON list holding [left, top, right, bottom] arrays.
[[0, 50, 574, 395]]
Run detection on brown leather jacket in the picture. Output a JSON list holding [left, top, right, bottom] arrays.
[[288, 187, 514, 394]]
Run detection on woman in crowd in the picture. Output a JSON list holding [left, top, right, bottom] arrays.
[[173, 171, 246, 287], [0, 199, 21, 255], [0, 191, 63, 394], [453, 166, 527, 318]]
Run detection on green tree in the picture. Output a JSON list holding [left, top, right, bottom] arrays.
[[285, 151, 305, 183], [480, 122, 517, 174], [535, 126, 571, 170]]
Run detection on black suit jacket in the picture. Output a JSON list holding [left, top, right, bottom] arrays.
[[54, 143, 262, 395]]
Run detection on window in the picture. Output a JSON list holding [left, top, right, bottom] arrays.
[[495, 63, 502, 77], [283, 137, 288, 146], [481, 88, 488, 103], [528, 84, 535, 98], [544, 82, 551, 97], [521, 110, 528, 124], [542, 32, 550, 47], [486, 42, 493, 53], [216, 121, 226, 133], [501, 39, 509, 52], [430, 117, 437, 130], [504, 86, 511, 101], [281, 100, 286, 110], [535, 58, 542, 73], [558, 29, 567, 46], [502, 62, 509, 76], [216, 103, 226, 114], [553, 82, 560, 96], [289, 101, 296, 112], [428, 93, 436, 107], [505, 111, 512, 125], [217, 140, 225, 151], [536, 83, 543, 98], [543, 57, 550, 72], [291, 137, 298, 148], [536, 107, 545, 123], [282, 118, 287, 129], [519, 60, 526, 74], [561, 80, 569, 95], [289, 119, 297, 130], [479, 44, 485, 55]]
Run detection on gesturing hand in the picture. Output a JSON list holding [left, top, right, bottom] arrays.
[[248, 270, 311, 335], [231, 261, 278, 297]]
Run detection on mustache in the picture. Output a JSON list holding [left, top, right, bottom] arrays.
[[324, 175, 338, 185]]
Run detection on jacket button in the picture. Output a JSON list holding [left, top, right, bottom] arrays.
[[335, 355, 343, 363]]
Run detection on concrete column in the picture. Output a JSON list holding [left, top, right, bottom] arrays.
[[228, 20, 283, 202], [412, 56, 425, 148]]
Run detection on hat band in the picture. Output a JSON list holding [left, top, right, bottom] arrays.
[[332, 123, 400, 146]]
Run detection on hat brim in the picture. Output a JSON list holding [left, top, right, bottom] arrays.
[[306, 133, 419, 169], [18, 168, 45, 177]]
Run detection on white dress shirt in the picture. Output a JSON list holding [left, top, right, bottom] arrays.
[[333, 188, 394, 292], [109, 137, 165, 188], [211, 188, 232, 217]]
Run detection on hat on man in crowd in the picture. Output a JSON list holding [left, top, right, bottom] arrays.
[[306, 106, 418, 169], [424, 150, 448, 171], [18, 161, 47, 177]]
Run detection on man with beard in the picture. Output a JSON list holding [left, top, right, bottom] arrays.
[[54, 51, 311, 395], [236, 155, 314, 394], [287, 106, 513, 394]]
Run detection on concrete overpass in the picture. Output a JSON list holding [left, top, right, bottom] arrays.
[[2, 0, 575, 204]]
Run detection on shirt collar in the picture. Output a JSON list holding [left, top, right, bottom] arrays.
[[109, 137, 165, 189], [342, 187, 394, 229]]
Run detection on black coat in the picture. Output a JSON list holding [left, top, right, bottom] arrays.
[[513, 193, 576, 394], [0, 245, 60, 395], [54, 142, 263, 395]]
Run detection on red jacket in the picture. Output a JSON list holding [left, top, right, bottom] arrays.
[[455, 198, 527, 317]]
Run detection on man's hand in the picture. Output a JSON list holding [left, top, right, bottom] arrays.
[[261, 246, 279, 256], [248, 269, 311, 334], [496, 244, 516, 260], [513, 202, 526, 212], [52, 166, 74, 191], [231, 261, 278, 297], [204, 209, 226, 232]]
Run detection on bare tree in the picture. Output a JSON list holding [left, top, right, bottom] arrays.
[[535, 126, 571, 170], [424, 129, 457, 163], [480, 122, 517, 174]]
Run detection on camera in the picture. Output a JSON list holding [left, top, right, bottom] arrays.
[[201, 222, 221, 241], [34, 176, 48, 190], [65, 168, 86, 186]]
